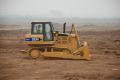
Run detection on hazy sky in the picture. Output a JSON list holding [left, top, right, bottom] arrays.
[[0, 0, 120, 18]]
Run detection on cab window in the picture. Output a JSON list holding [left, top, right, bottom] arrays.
[[32, 24, 43, 34]]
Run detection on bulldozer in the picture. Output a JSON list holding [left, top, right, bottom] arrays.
[[22, 22, 91, 60]]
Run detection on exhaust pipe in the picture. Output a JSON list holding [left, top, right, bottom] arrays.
[[63, 22, 66, 33]]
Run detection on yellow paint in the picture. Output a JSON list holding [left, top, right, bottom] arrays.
[[23, 22, 91, 60]]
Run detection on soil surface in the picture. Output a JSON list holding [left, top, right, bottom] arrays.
[[0, 26, 120, 80]]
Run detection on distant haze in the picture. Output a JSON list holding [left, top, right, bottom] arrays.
[[0, 0, 120, 18]]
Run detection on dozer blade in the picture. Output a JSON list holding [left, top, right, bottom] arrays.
[[81, 42, 91, 60], [73, 41, 91, 60]]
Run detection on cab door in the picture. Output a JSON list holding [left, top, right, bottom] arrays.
[[44, 23, 53, 41]]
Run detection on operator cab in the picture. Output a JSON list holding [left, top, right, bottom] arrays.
[[31, 22, 54, 41]]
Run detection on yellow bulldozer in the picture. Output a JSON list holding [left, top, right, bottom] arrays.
[[22, 22, 91, 60]]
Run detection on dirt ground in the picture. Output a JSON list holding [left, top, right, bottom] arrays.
[[0, 26, 120, 80]]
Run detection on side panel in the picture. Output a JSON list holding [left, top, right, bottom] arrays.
[[54, 34, 78, 52]]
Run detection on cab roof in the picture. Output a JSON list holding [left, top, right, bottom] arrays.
[[31, 22, 52, 24]]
